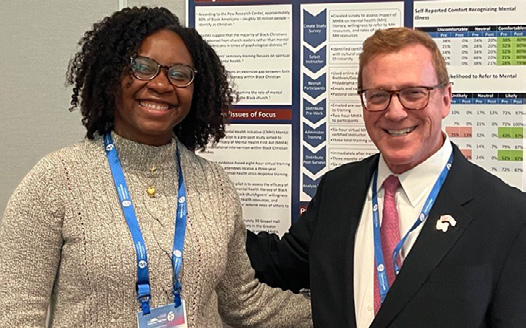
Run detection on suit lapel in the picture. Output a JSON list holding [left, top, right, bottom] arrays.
[[371, 145, 474, 327]]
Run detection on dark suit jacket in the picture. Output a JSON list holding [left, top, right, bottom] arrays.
[[247, 144, 526, 327]]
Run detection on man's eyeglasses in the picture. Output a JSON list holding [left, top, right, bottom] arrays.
[[130, 56, 197, 88], [357, 84, 446, 112]]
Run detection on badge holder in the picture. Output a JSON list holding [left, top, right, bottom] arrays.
[[137, 301, 188, 328]]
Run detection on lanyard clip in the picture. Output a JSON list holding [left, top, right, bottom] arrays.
[[172, 280, 182, 307], [137, 283, 151, 315]]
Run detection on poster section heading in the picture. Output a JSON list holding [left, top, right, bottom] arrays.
[[230, 108, 292, 121]]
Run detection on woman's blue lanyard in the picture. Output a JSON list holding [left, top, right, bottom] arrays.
[[372, 152, 453, 304], [103, 132, 187, 315]]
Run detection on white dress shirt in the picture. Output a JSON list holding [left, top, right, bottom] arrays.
[[353, 136, 453, 328]]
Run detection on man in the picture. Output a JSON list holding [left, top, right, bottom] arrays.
[[247, 27, 526, 328]]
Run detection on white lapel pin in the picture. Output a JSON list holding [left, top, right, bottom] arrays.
[[436, 215, 457, 232]]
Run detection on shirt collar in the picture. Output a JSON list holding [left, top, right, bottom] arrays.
[[377, 134, 453, 206]]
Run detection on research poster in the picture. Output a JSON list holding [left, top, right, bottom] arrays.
[[188, 0, 526, 234], [414, 0, 526, 190]]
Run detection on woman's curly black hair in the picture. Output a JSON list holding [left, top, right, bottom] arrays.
[[67, 6, 233, 151]]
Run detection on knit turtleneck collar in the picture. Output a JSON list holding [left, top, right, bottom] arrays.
[[110, 131, 178, 172]]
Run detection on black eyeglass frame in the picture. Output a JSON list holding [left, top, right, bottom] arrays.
[[129, 56, 198, 88], [357, 83, 447, 112]]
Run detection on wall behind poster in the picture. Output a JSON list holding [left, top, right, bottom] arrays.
[[189, 0, 526, 235]]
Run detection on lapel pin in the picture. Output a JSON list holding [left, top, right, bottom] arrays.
[[436, 215, 457, 232]]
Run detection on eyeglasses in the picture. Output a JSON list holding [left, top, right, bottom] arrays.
[[130, 56, 197, 88], [357, 84, 446, 112]]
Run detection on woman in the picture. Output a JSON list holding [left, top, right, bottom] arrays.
[[0, 7, 311, 327]]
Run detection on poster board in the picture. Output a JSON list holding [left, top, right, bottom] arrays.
[[188, 0, 525, 235]]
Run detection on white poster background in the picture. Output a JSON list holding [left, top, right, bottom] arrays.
[[201, 124, 292, 236], [195, 5, 293, 105]]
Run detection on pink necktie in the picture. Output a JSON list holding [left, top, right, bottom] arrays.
[[374, 175, 401, 313]]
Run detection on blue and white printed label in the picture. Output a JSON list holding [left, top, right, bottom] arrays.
[[137, 301, 188, 328]]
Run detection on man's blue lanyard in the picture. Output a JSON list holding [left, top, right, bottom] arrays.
[[103, 132, 187, 315], [372, 153, 453, 304]]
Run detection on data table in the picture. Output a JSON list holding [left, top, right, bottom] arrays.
[[420, 26, 526, 66], [444, 93, 525, 180]]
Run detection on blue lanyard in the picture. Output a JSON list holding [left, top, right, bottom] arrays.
[[372, 153, 453, 304], [104, 132, 187, 315]]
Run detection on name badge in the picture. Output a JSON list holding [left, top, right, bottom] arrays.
[[137, 300, 188, 328]]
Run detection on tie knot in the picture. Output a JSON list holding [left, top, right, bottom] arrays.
[[383, 175, 400, 196]]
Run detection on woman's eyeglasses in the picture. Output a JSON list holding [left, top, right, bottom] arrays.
[[130, 56, 197, 88]]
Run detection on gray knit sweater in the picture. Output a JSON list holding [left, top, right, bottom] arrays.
[[0, 132, 312, 327]]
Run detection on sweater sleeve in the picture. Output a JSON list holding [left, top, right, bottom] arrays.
[[0, 155, 65, 327], [213, 168, 312, 328]]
